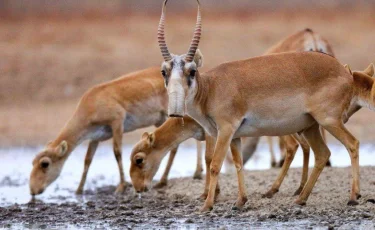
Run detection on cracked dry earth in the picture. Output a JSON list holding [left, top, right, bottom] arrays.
[[2, 167, 375, 229]]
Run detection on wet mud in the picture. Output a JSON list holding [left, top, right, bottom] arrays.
[[2, 167, 375, 229]]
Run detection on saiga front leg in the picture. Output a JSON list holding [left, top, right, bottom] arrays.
[[76, 140, 99, 194], [200, 135, 220, 200], [193, 141, 204, 179], [153, 146, 179, 189], [112, 119, 127, 195], [201, 123, 237, 212], [230, 138, 248, 210]]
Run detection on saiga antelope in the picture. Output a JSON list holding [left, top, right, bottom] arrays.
[[129, 116, 224, 199], [153, 0, 372, 211], [29, 65, 204, 196], [129, 62, 374, 204]]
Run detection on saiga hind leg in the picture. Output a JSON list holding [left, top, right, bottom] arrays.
[[293, 135, 310, 196], [295, 123, 331, 205], [262, 135, 299, 198], [320, 126, 332, 167], [322, 122, 360, 205]]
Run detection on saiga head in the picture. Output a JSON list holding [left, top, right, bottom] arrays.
[[346, 63, 375, 111], [129, 132, 162, 193], [158, 0, 203, 117], [29, 141, 68, 195]]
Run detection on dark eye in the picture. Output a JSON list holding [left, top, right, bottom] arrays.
[[190, 70, 196, 78], [41, 162, 49, 169], [136, 158, 143, 165], [161, 70, 166, 77]]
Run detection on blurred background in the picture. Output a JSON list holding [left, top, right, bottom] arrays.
[[0, 0, 375, 147]]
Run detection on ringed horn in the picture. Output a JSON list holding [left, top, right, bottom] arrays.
[[157, 0, 202, 63]]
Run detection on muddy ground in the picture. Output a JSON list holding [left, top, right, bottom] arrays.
[[2, 167, 375, 229]]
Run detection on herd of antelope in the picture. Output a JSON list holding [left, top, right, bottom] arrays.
[[29, 0, 375, 212]]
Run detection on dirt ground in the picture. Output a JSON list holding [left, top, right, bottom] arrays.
[[2, 167, 375, 229]]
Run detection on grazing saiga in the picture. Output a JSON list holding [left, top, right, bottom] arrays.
[[129, 116, 222, 199], [29, 66, 204, 195], [155, 0, 373, 211]]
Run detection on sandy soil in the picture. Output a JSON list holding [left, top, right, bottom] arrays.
[[2, 167, 375, 229]]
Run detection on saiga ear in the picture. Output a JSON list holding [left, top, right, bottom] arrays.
[[147, 133, 156, 147], [141, 132, 149, 139], [193, 49, 204, 68], [344, 64, 352, 75], [363, 63, 374, 77], [57, 141, 68, 157]]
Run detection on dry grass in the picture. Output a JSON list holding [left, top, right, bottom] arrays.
[[0, 9, 375, 146]]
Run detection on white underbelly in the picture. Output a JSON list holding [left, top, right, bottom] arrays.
[[84, 112, 164, 142], [234, 113, 315, 138], [123, 112, 164, 132]]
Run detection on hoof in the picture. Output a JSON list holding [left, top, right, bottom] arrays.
[[325, 160, 332, 167], [262, 189, 278, 199], [357, 194, 362, 199], [193, 172, 203, 180], [153, 181, 167, 189], [278, 159, 285, 168], [200, 205, 213, 213], [295, 199, 306, 206], [271, 161, 277, 168], [232, 197, 248, 210], [293, 187, 303, 196], [347, 200, 359, 206], [114, 183, 127, 195], [75, 189, 83, 195]]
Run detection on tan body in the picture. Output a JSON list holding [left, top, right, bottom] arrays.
[[29, 67, 203, 195]]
